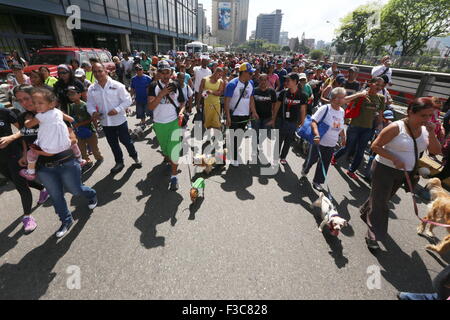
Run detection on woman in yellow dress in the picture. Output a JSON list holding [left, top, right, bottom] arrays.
[[199, 68, 225, 129]]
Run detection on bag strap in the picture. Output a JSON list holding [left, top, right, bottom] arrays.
[[318, 105, 329, 124], [232, 81, 249, 116], [157, 81, 180, 113], [380, 67, 390, 77]]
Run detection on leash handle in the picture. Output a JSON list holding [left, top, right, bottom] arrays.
[[404, 170, 450, 228]]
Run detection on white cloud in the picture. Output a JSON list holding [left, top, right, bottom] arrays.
[[199, 0, 388, 42]]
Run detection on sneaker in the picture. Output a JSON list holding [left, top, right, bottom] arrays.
[[56, 220, 74, 238], [365, 237, 380, 250], [280, 159, 288, 165], [110, 163, 125, 174], [330, 155, 337, 166], [346, 170, 359, 181], [88, 196, 98, 210], [22, 216, 37, 233], [38, 189, 50, 204], [19, 169, 36, 181], [313, 182, 325, 192], [132, 156, 143, 168], [169, 176, 179, 191]]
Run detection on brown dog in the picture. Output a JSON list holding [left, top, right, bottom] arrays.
[[417, 178, 450, 256]]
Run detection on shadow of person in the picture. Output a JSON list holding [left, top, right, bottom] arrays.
[[374, 234, 434, 293], [0, 217, 23, 259], [188, 197, 205, 221], [220, 165, 255, 201], [135, 165, 183, 249], [84, 166, 138, 207], [0, 206, 93, 299], [273, 164, 303, 205]]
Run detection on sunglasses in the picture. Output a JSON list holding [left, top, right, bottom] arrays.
[[58, 71, 69, 75]]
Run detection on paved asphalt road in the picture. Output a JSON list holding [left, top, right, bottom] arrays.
[[0, 115, 449, 300]]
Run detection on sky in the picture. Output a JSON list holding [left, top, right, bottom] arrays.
[[199, 0, 389, 43]]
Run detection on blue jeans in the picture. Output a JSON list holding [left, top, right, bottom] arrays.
[[103, 121, 138, 164], [334, 125, 373, 173], [303, 144, 334, 184], [37, 158, 96, 224], [136, 101, 153, 120], [398, 292, 439, 300]]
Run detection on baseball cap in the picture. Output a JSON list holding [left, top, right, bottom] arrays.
[[305, 69, 314, 75], [135, 64, 144, 71], [349, 66, 359, 73], [298, 73, 307, 80], [57, 64, 71, 72], [276, 60, 283, 65], [335, 74, 346, 84], [74, 68, 85, 78], [157, 60, 172, 71], [67, 85, 81, 94], [239, 62, 256, 73], [284, 72, 300, 82], [383, 110, 395, 120]]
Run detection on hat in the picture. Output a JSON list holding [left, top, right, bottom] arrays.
[[74, 68, 85, 78], [284, 72, 300, 82], [276, 60, 283, 65], [135, 64, 144, 70], [67, 85, 81, 94], [349, 66, 359, 73], [383, 110, 394, 120], [335, 74, 346, 84], [239, 62, 255, 73], [80, 62, 91, 69], [298, 73, 307, 80], [157, 60, 172, 71], [305, 69, 314, 75], [57, 64, 71, 72]]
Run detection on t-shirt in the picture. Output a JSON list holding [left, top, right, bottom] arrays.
[[67, 101, 95, 132], [184, 73, 192, 85], [350, 94, 385, 129], [253, 87, 277, 120], [131, 74, 153, 103], [148, 80, 186, 124], [193, 66, 212, 92], [274, 68, 288, 90], [344, 80, 361, 96], [371, 65, 392, 83], [44, 76, 58, 88], [17, 111, 39, 147], [180, 85, 194, 101], [224, 78, 255, 117], [140, 58, 152, 71], [303, 84, 313, 99], [277, 88, 308, 123], [0, 108, 20, 157], [267, 73, 279, 90], [35, 108, 71, 154], [312, 105, 345, 147]]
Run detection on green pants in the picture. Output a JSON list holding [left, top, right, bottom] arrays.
[[153, 119, 182, 163]]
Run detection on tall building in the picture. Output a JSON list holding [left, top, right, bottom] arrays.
[[279, 31, 289, 46], [249, 30, 256, 41], [255, 10, 283, 44], [304, 39, 315, 50], [197, 3, 208, 43], [211, 0, 249, 46], [0, 0, 199, 58], [316, 40, 325, 50]]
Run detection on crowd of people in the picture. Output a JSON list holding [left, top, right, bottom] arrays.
[[1, 50, 449, 299]]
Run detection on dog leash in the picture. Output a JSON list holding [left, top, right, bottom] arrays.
[[404, 170, 450, 228]]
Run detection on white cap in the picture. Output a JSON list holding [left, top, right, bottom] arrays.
[[298, 73, 307, 80], [74, 68, 85, 78]]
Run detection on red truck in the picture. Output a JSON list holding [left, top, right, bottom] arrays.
[[0, 47, 116, 81]]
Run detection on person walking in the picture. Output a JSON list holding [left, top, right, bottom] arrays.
[[87, 62, 142, 175], [360, 98, 442, 250], [130, 64, 153, 128], [199, 67, 225, 129]]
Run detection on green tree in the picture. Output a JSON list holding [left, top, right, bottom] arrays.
[[382, 0, 450, 58], [282, 46, 291, 52], [310, 49, 325, 60]]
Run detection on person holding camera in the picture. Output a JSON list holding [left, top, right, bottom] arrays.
[[87, 62, 142, 175], [148, 60, 186, 191]]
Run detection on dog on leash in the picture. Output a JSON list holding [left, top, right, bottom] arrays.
[[417, 178, 450, 256], [312, 192, 348, 237], [193, 149, 228, 175]]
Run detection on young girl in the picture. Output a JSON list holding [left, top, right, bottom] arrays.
[[19, 88, 85, 181]]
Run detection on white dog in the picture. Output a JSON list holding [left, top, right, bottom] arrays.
[[312, 192, 348, 237]]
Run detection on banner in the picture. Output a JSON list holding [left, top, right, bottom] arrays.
[[218, 2, 231, 30]]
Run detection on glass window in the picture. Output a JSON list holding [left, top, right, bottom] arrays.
[[98, 52, 111, 63], [129, 0, 139, 23], [138, 0, 146, 25], [69, 0, 90, 11], [117, 0, 130, 21], [89, 0, 105, 14]]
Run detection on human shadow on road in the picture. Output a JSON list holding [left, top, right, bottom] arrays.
[[374, 234, 434, 294], [0, 205, 92, 299], [0, 217, 23, 260], [135, 164, 183, 249], [220, 165, 255, 201], [189, 197, 205, 221]]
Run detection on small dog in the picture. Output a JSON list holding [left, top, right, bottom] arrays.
[[193, 149, 227, 175], [190, 178, 205, 203], [417, 178, 450, 256], [312, 192, 348, 237]]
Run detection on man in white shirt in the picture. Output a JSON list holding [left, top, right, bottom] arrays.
[[87, 62, 142, 174], [371, 55, 393, 84], [193, 57, 212, 108], [120, 52, 134, 90]]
